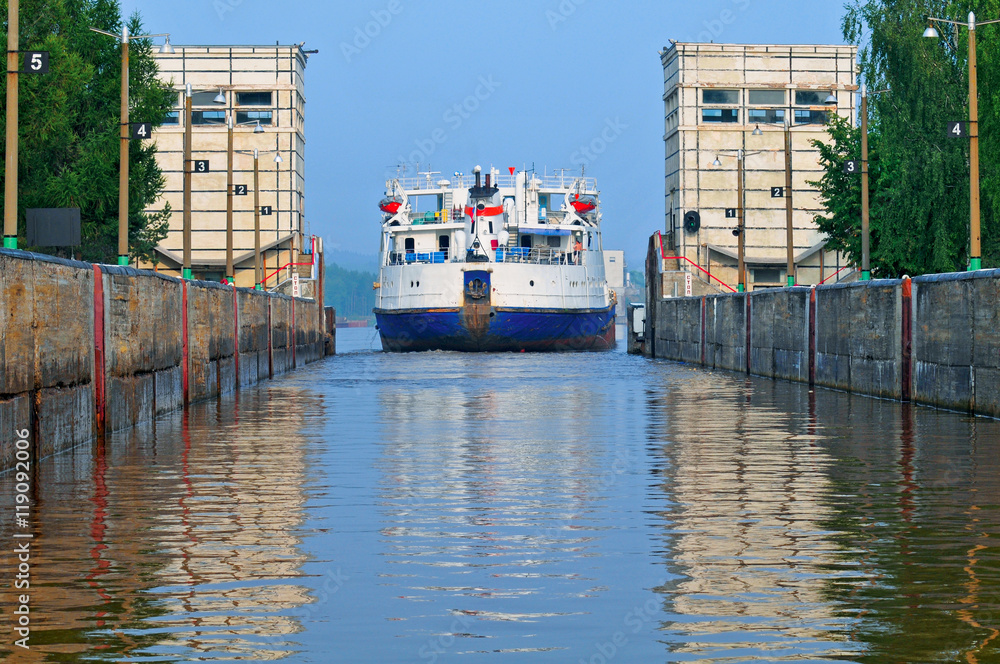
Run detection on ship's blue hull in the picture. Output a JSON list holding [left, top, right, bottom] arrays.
[[374, 306, 616, 352]]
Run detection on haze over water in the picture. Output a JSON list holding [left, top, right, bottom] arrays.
[[2, 328, 1000, 662]]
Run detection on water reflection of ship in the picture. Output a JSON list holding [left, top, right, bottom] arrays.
[[0, 388, 319, 661], [373, 369, 614, 627]]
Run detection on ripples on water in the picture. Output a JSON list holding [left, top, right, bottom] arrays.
[[2, 327, 1000, 662]]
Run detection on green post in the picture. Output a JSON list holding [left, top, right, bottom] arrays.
[[971, 257, 982, 271], [737, 284, 745, 293], [786, 275, 794, 288], [861, 270, 871, 281], [118, 255, 129, 266], [3, 237, 17, 249], [183, 267, 193, 280]]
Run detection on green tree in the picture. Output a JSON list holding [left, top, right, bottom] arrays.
[[814, 0, 1000, 277], [324, 263, 377, 320], [0, 0, 174, 263]]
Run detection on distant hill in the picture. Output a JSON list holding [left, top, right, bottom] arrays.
[[324, 263, 377, 320], [326, 249, 379, 273]]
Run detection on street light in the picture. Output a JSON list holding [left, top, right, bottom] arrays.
[[924, 11, 1000, 271], [833, 85, 889, 281], [182, 83, 226, 279], [4, 0, 19, 248], [90, 26, 172, 266], [236, 148, 282, 289], [226, 114, 266, 283], [713, 149, 749, 292]]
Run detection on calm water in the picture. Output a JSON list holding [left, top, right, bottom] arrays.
[[3, 327, 1000, 662]]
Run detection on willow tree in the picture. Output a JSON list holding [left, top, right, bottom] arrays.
[[0, 0, 174, 263], [813, 0, 1000, 276]]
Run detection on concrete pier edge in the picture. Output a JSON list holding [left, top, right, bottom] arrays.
[[0, 248, 335, 472], [635, 234, 1000, 419]]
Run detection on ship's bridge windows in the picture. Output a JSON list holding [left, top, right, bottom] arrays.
[[546, 236, 561, 248], [438, 235, 450, 259], [520, 235, 532, 249], [404, 238, 415, 254]]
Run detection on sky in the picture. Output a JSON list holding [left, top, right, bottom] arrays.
[[119, 0, 851, 269]]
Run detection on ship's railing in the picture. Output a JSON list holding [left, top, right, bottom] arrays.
[[395, 174, 598, 192], [383, 248, 588, 266], [495, 247, 587, 265], [390, 209, 575, 226]]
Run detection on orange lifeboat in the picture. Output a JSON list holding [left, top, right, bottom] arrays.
[[570, 195, 597, 215], [379, 197, 403, 215]]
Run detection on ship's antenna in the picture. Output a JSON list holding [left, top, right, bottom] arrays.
[[418, 170, 440, 189]]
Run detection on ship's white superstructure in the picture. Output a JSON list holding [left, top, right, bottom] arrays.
[[374, 165, 616, 352]]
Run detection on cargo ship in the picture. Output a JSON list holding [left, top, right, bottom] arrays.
[[373, 165, 616, 352]]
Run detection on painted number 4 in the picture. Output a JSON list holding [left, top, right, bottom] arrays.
[[947, 121, 968, 138], [131, 123, 152, 140]]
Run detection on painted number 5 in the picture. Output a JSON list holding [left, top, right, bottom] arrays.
[[23, 51, 49, 74]]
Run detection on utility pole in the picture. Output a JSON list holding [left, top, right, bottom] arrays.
[[4, 0, 19, 249]]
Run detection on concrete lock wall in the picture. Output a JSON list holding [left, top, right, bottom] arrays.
[[912, 270, 1000, 416], [750, 287, 811, 383], [641, 260, 1000, 419], [705, 293, 747, 373], [814, 279, 903, 399], [0, 248, 332, 471]]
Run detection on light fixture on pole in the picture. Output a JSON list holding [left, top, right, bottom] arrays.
[[4, 0, 19, 249], [770, 94, 840, 287], [848, 84, 889, 282], [181, 83, 226, 279], [227, 115, 268, 284], [90, 26, 171, 266], [924, 11, 1000, 271], [240, 147, 282, 290], [712, 149, 748, 292]]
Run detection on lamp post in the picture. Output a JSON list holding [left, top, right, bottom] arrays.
[[713, 150, 748, 292], [238, 147, 282, 289], [784, 121, 794, 286], [783, 95, 838, 287], [182, 83, 226, 279], [925, 12, 1000, 271], [90, 27, 172, 266], [226, 116, 265, 283], [4, 0, 18, 249]]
